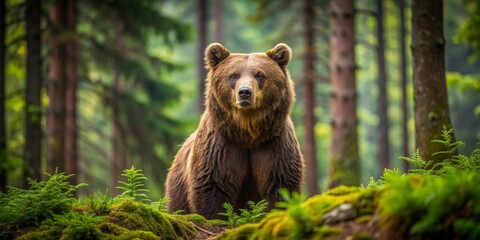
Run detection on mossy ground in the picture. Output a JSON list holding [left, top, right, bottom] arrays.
[[11, 199, 225, 240]]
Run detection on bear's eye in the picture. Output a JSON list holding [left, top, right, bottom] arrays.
[[229, 74, 239, 81], [255, 72, 265, 81]]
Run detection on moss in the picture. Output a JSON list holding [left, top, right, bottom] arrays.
[[108, 199, 195, 239], [355, 215, 372, 224], [217, 187, 380, 239], [113, 230, 160, 240], [352, 232, 372, 240], [16, 230, 58, 240], [313, 225, 341, 239]]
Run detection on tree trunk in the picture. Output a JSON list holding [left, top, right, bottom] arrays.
[[214, 0, 224, 43], [412, 0, 456, 163], [304, 0, 318, 196], [0, 0, 7, 192], [24, 0, 43, 184], [197, 0, 207, 114], [64, 0, 77, 184], [328, 0, 360, 188], [47, 0, 68, 173], [376, 0, 390, 172], [400, 0, 409, 171]]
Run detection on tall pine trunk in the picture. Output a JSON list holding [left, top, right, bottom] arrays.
[[0, 0, 6, 192], [400, 0, 409, 171], [328, 0, 360, 188], [25, 0, 42, 184], [412, 0, 456, 163], [64, 0, 77, 184], [47, 0, 68, 173], [376, 0, 390, 171], [304, 0, 319, 196], [197, 0, 207, 114]]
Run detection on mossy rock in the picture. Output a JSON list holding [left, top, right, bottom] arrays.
[[215, 186, 380, 239], [108, 199, 196, 239]]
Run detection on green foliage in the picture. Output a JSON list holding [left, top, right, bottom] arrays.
[[0, 170, 85, 237], [75, 190, 115, 216], [379, 129, 480, 239], [276, 189, 313, 239], [108, 199, 195, 239], [151, 197, 170, 212], [48, 212, 104, 240], [380, 170, 480, 239], [219, 200, 269, 227], [115, 165, 150, 203]]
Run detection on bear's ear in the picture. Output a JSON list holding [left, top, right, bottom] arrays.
[[205, 43, 230, 69], [266, 43, 291, 67]]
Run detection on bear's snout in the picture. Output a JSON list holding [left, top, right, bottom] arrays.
[[238, 87, 252, 100]]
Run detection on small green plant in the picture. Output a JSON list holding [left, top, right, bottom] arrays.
[[76, 190, 114, 216], [151, 197, 170, 212], [0, 170, 85, 237], [431, 127, 464, 160], [219, 200, 269, 227], [115, 165, 150, 203], [276, 189, 312, 239]]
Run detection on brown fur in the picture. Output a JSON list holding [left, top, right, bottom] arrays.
[[165, 43, 304, 219]]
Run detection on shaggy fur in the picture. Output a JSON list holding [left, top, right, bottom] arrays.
[[165, 43, 304, 219]]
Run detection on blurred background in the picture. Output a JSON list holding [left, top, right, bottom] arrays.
[[1, 0, 479, 200]]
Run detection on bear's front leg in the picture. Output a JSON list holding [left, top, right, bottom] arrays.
[[251, 127, 304, 209], [188, 134, 249, 219]]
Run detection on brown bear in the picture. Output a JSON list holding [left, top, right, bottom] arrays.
[[165, 43, 304, 219]]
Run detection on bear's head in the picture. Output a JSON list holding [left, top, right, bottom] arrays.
[[204, 43, 293, 115], [204, 43, 295, 142]]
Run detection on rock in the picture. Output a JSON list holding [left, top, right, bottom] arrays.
[[321, 203, 358, 225]]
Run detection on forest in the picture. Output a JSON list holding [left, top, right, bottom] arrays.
[[1, 0, 480, 239]]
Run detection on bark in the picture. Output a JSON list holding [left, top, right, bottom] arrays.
[[214, 0, 224, 43], [376, 0, 390, 171], [197, 0, 207, 114], [304, 0, 319, 196], [64, 0, 77, 184], [400, 0, 409, 171], [412, 0, 456, 164], [47, 0, 68, 173], [0, 0, 6, 192], [328, 0, 360, 188], [24, 0, 42, 184]]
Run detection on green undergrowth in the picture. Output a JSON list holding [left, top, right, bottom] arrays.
[[0, 166, 220, 239], [215, 186, 379, 239], [217, 128, 480, 240]]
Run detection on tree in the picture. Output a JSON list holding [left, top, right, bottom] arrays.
[[412, 0, 456, 163], [47, 0, 68, 172], [375, 0, 390, 171], [64, 0, 77, 184], [303, 0, 318, 196], [197, 0, 208, 114], [399, 0, 409, 171], [0, 0, 6, 192], [24, 0, 42, 184], [328, 0, 360, 188]]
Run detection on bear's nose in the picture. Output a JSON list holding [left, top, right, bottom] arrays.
[[238, 87, 252, 99]]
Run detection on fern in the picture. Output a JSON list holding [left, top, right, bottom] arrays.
[[151, 197, 170, 212], [431, 126, 464, 159], [115, 165, 150, 203], [219, 200, 269, 227], [400, 150, 434, 175], [219, 202, 240, 227], [276, 189, 312, 238], [0, 170, 85, 236]]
